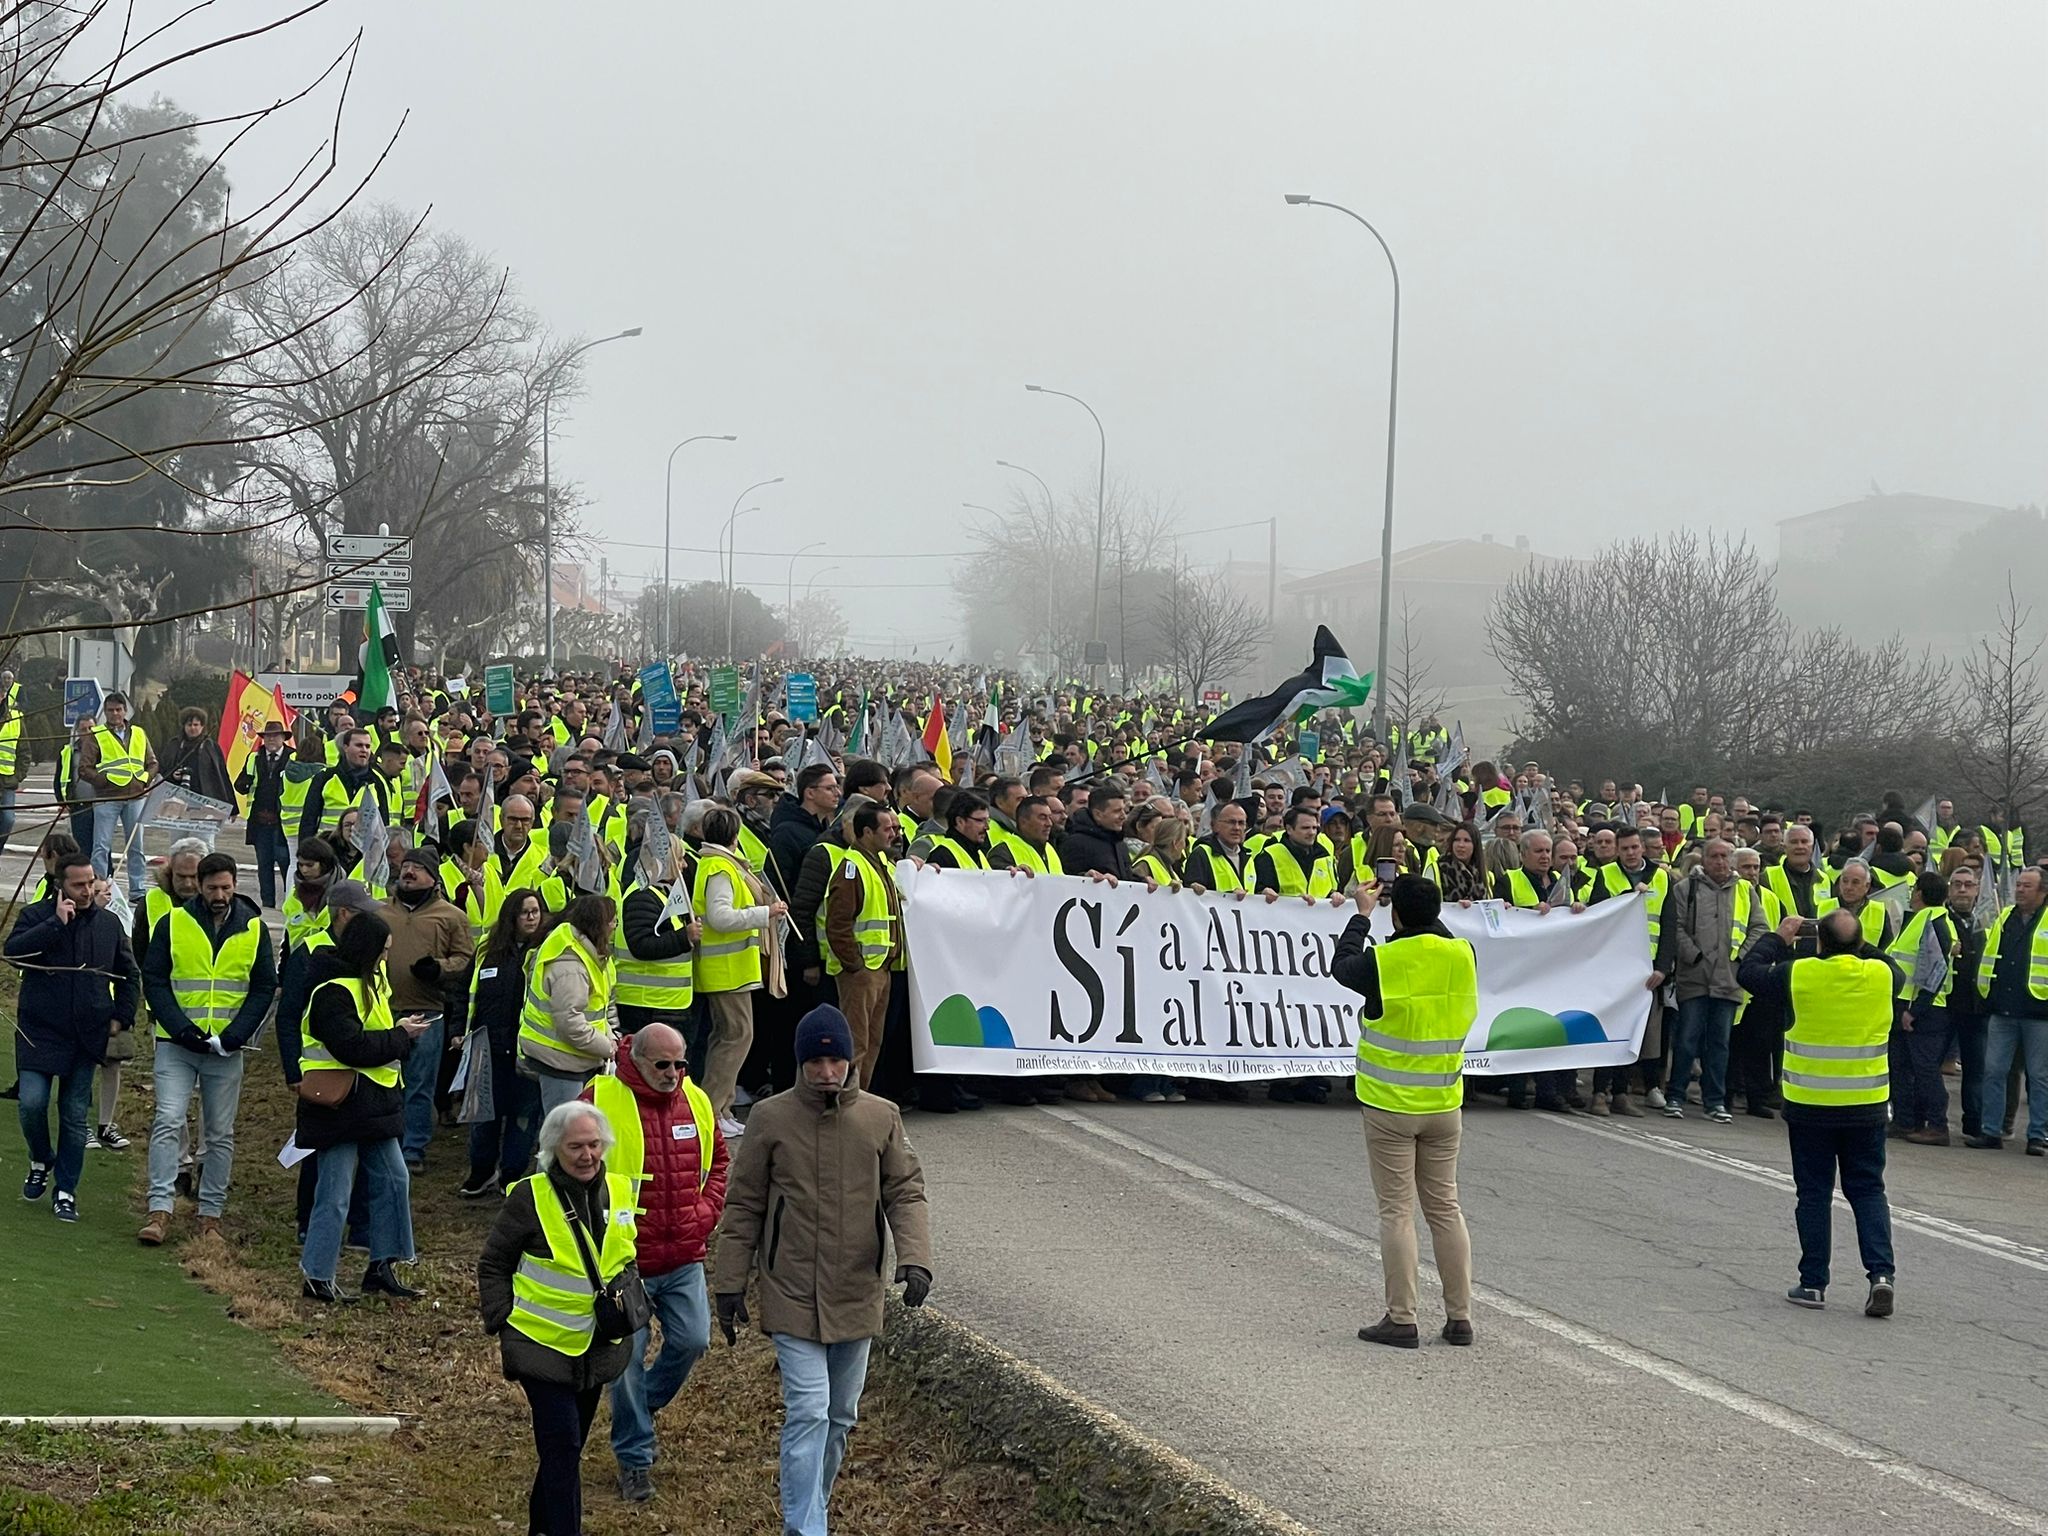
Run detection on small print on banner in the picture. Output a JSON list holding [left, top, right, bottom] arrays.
[[899, 867, 1652, 1080]]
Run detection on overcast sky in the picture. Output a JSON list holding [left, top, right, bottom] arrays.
[[166, 2, 2047, 654]]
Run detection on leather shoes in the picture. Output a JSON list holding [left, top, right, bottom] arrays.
[[1904, 1128, 1950, 1146], [1357, 1313, 1420, 1349], [302, 1277, 357, 1305], [1440, 1319, 1474, 1346], [1965, 1134, 2004, 1150], [361, 1260, 423, 1300]]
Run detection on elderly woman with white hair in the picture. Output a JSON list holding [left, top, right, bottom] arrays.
[[478, 1098, 639, 1536]]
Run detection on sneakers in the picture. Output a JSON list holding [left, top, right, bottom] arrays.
[[732, 1084, 756, 1109], [84, 1126, 101, 1151], [717, 1114, 746, 1140], [1610, 1093, 1645, 1118], [1865, 1276, 1895, 1318], [1661, 1102, 1685, 1119], [1707, 1107, 1733, 1124], [137, 1210, 171, 1245], [1163, 1089, 1188, 1104], [1588, 1092, 1611, 1117], [1645, 1087, 1666, 1109], [457, 1172, 501, 1199], [95, 1123, 130, 1151], [2029, 1139, 2047, 1157], [21, 1163, 49, 1201], [1440, 1319, 1474, 1346], [1785, 1285, 1826, 1309], [1357, 1313, 1420, 1349], [53, 1193, 77, 1223], [618, 1466, 655, 1504], [1136, 1091, 1167, 1104]]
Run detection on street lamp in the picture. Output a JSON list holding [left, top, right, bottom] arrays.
[[795, 567, 839, 657], [784, 540, 825, 621], [997, 458, 1058, 676], [542, 326, 642, 673], [1024, 385, 1107, 686], [1284, 192, 1401, 743], [724, 477, 783, 660], [662, 434, 737, 661]]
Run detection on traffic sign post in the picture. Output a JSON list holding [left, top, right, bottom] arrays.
[[484, 664, 517, 715], [785, 672, 818, 722], [323, 560, 413, 584], [709, 665, 740, 722], [329, 534, 412, 561], [63, 677, 104, 727]]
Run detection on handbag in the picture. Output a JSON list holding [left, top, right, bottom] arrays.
[[296, 1069, 356, 1106], [559, 1175, 652, 1343]]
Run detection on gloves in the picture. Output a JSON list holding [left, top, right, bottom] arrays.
[[174, 1028, 212, 1055], [894, 1265, 932, 1309], [410, 955, 442, 982], [715, 1292, 749, 1345], [207, 1034, 230, 1057]]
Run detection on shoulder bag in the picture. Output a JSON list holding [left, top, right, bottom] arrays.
[[559, 1175, 652, 1343]]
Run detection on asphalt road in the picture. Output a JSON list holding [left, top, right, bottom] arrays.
[[911, 1089, 2048, 1536]]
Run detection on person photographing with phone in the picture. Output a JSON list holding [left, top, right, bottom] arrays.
[[296, 910, 430, 1303]]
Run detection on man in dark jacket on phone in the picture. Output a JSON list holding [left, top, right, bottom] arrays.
[[6, 854, 138, 1220]]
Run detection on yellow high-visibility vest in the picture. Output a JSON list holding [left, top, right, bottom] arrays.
[[162, 906, 262, 1040], [92, 724, 150, 787], [300, 973, 402, 1087], [612, 882, 694, 1012], [1978, 904, 2048, 1004], [691, 849, 763, 993], [1354, 933, 1476, 1115], [518, 924, 613, 1066], [589, 1071, 713, 1193], [823, 849, 897, 977], [1783, 955, 1894, 1107], [505, 1172, 637, 1358]]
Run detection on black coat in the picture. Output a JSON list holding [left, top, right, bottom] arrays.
[[292, 949, 416, 1151], [766, 797, 828, 901], [1057, 808, 1131, 879], [5, 899, 138, 1074], [469, 939, 538, 1057]]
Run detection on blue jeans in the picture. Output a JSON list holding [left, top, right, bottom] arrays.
[[251, 822, 290, 907], [772, 1334, 871, 1536], [1787, 1117, 1893, 1290], [610, 1263, 710, 1471], [1902, 1006, 1957, 1131], [400, 1013, 443, 1164], [1981, 1014, 2048, 1143], [147, 1046, 245, 1216], [535, 1068, 593, 1118], [467, 1048, 541, 1184], [91, 796, 146, 898], [301, 1137, 415, 1283], [1667, 995, 1736, 1112], [18, 1065, 94, 1195], [0, 784, 16, 844]]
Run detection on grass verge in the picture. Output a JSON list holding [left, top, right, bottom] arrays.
[[0, 953, 1071, 1534]]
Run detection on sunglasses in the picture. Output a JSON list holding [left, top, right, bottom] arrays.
[[647, 1058, 686, 1071]]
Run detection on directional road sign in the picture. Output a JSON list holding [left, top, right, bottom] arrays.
[[330, 534, 412, 561], [326, 584, 410, 611], [324, 560, 412, 584]]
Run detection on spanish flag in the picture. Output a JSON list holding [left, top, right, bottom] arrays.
[[218, 671, 296, 813], [920, 693, 952, 782]]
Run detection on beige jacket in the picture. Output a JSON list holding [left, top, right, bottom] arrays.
[[711, 1081, 930, 1343], [523, 930, 619, 1074]]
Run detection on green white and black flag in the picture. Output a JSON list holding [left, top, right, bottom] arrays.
[[1198, 626, 1373, 745]]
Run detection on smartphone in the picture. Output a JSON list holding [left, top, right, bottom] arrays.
[[1797, 918, 1820, 939], [1374, 858, 1399, 883]]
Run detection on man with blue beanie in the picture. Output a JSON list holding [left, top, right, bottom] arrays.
[[713, 1004, 932, 1536]]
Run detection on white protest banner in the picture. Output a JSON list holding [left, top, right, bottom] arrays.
[[900, 867, 1652, 1079]]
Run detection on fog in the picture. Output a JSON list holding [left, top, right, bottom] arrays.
[[166, 1, 2048, 654]]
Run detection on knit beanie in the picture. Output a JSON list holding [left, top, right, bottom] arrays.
[[794, 1004, 855, 1065]]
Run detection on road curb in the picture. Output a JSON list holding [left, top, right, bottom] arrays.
[[0, 1415, 400, 1436], [876, 1303, 1313, 1536]]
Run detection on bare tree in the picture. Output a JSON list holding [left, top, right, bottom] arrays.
[[1953, 579, 2048, 827], [1381, 596, 1447, 734], [785, 592, 847, 660], [0, 3, 410, 681], [1149, 568, 1268, 703]]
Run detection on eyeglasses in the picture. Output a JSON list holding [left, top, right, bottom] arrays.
[[647, 1059, 685, 1071]]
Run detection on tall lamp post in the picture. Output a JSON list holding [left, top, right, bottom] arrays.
[[784, 540, 825, 621], [1024, 384, 1107, 688], [662, 433, 737, 661], [724, 477, 784, 661], [996, 458, 1058, 677], [542, 326, 642, 673], [1283, 192, 1401, 744]]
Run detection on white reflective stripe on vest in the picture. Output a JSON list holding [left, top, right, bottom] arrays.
[[1783, 1068, 1886, 1091], [696, 936, 753, 957], [1791, 1040, 1888, 1060], [516, 1256, 594, 1296], [1357, 1026, 1468, 1056], [1355, 1060, 1462, 1088]]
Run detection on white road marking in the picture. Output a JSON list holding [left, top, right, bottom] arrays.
[[1030, 1104, 2048, 1536], [1540, 1113, 2048, 1275]]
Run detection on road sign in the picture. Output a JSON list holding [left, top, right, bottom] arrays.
[[258, 672, 350, 711], [1202, 689, 1223, 704], [1083, 641, 1109, 666], [638, 662, 681, 734], [62, 677, 103, 726], [324, 560, 412, 584], [326, 584, 410, 611], [785, 672, 818, 722], [484, 664, 517, 715], [330, 534, 411, 561]]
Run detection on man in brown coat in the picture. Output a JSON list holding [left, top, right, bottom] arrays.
[[713, 1005, 930, 1536], [381, 849, 474, 1170], [823, 799, 902, 1092]]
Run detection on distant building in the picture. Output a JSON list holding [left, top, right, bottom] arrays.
[[1281, 535, 1566, 689], [1777, 492, 2008, 596]]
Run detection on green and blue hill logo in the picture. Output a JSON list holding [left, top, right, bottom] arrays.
[[929, 993, 1015, 1048], [1484, 1007, 1608, 1051]]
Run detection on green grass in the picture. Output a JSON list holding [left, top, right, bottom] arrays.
[[1, 963, 335, 1415]]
